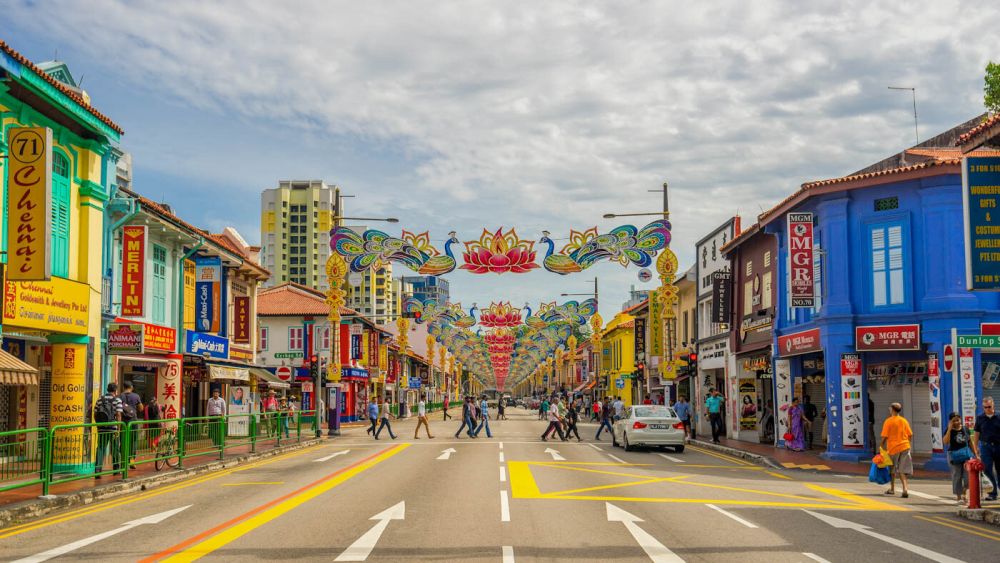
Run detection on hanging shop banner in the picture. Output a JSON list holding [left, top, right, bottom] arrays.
[[351, 334, 362, 360], [184, 331, 229, 359], [227, 385, 251, 437], [738, 378, 757, 430], [3, 276, 90, 334], [194, 256, 221, 333], [107, 322, 144, 355], [775, 359, 791, 444], [157, 355, 182, 423], [120, 225, 147, 316], [855, 324, 920, 351], [959, 348, 977, 427], [113, 318, 176, 352], [840, 353, 863, 448], [927, 353, 943, 453], [368, 333, 379, 370], [777, 328, 821, 357], [787, 212, 814, 308], [633, 317, 647, 362], [233, 296, 251, 343], [6, 127, 52, 281], [711, 271, 732, 325], [649, 290, 663, 356], [183, 259, 196, 328], [962, 156, 1000, 290]]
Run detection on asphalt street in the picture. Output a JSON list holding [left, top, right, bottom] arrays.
[[1, 408, 997, 562]]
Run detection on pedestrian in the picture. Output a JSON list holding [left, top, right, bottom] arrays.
[[674, 395, 692, 442], [366, 398, 379, 437], [591, 398, 601, 422], [803, 395, 819, 449], [414, 393, 434, 439], [564, 397, 582, 441], [497, 397, 507, 420], [443, 394, 453, 420], [474, 395, 493, 438], [375, 396, 397, 440], [612, 396, 624, 421], [262, 390, 280, 437], [880, 402, 913, 498], [642, 393, 653, 405], [786, 397, 807, 452], [144, 396, 162, 446], [539, 396, 549, 420], [541, 398, 566, 441], [974, 396, 1000, 501], [455, 396, 475, 438], [285, 396, 297, 438], [207, 387, 226, 448], [120, 382, 143, 468], [93, 382, 123, 478], [595, 397, 614, 440], [705, 388, 725, 444], [944, 412, 978, 505]]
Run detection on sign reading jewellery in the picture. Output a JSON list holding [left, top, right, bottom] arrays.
[[6, 127, 52, 281], [711, 271, 732, 325], [633, 317, 647, 362], [963, 156, 1000, 290], [185, 331, 229, 359], [787, 212, 815, 308], [3, 277, 89, 334], [194, 256, 221, 333]]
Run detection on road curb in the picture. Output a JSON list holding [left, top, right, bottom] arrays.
[[957, 508, 1000, 528], [0, 438, 324, 530], [689, 439, 785, 470]]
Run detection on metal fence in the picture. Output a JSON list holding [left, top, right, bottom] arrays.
[[0, 410, 319, 496]]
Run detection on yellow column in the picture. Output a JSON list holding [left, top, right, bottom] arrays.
[[50, 340, 89, 470], [325, 255, 347, 382]]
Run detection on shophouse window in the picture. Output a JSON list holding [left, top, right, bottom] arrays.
[[813, 243, 823, 313], [152, 245, 168, 323], [318, 326, 331, 350], [289, 327, 304, 350], [869, 223, 905, 307], [743, 280, 753, 316], [259, 326, 269, 350], [762, 271, 773, 309], [51, 152, 71, 277]]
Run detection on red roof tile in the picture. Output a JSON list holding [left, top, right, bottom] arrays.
[[721, 222, 761, 254], [0, 39, 124, 135], [258, 282, 353, 316], [957, 114, 1000, 148]]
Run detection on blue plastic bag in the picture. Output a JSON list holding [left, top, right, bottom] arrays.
[[868, 462, 891, 485]]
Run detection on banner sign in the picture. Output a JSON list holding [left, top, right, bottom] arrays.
[[840, 353, 863, 448], [368, 333, 379, 370], [855, 324, 920, 351], [959, 348, 977, 427], [787, 212, 814, 307], [157, 355, 181, 423], [777, 328, 821, 357], [113, 319, 176, 352], [633, 317, 647, 362], [711, 271, 732, 324], [233, 296, 251, 343], [775, 359, 791, 444], [739, 379, 757, 430], [107, 323, 144, 355], [6, 127, 52, 281], [409, 376, 422, 388], [351, 334, 362, 360], [963, 156, 1000, 290], [927, 352, 943, 453], [649, 289, 663, 356], [184, 330, 229, 359], [194, 256, 221, 333], [3, 276, 90, 334], [120, 225, 147, 316]]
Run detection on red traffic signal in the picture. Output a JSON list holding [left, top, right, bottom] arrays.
[[688, 353, 698, 363], [310, 355, 319, 363], [637, 361, 645, 371]]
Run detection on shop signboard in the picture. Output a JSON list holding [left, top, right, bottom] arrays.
[[959, 348, 977, 427], [157, 356, 182, 423], [787, 212, 814, 307], [50, 341, 88, 465], [840, 353, 863, 448], [775, 359, 792, 444], [927, 353, 943, 453], [648, 290, 663, 356], [113, 318, 176, 352], [227, 385, 250, 436], [351, 334, 362, 360], [777, 328, 821, 357], [409, 376, 422, 389], [3, 276, 90, 334], [962, 156, 1000, 290], [107, 322, 144, 355], [185, 331, 229, 359], [194, 256, 221, 333], [855, 324, 921, 351], [6, 127, 52, 281], [633, 317, 647, 361], [738, 379, 757, 430], [981, 323, 1000, 335], [120, 225, 147, 316], [711, 271, 732, 325], [233, 296, 251, 343], [957, 334, 1000, 348]]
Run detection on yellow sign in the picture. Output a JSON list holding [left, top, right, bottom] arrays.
[[51, 342, 88, 465], [6, 127, 52, 280], [3, 276, 90, 334]]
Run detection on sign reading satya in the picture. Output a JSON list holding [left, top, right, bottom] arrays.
[[855, 324, 920, 351], [120, 225, 147, 316], [233, 296, 251, 343], [711, 271, 732, 325], [787, 212, 814, 308], [963, 156, 1000, 290], [107, 323, 144, 354], [6, 127, 52, 281]]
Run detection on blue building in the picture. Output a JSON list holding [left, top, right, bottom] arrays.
[[761, 117, 999, 468]]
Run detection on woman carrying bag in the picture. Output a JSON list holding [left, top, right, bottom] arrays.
[[943, 412, 978, 505]]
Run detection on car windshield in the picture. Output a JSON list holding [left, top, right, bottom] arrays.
[[633, 406, 674, 418]]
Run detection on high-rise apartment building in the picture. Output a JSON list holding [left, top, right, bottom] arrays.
[[260, 180, 339, 290], [346, 229, 395, 318], [400, 276, 450, 305]]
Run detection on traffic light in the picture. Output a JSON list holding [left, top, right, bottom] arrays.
[[310, 354, 320, 380], [687, 352, 698, 374], [402, 311, 422, 321]]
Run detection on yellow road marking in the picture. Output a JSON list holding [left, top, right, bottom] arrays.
[[915, 515, 1000, 541], [766, 471, 793, 480], [156, 444, 409, 562], [804, 484, 906, 511], [220, 482, 284, 486], [0, 443, 326, 540], [781, 462, 831, 471], [688, 445, 753, 466], [548, 475, 691, 497]]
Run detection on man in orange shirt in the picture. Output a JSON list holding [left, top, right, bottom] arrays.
[[880, 402, 913, 498]]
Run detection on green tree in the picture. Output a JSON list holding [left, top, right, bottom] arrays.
[[986, 61, 1000, 115]]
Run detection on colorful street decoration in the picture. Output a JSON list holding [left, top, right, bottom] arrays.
[[476, 301, 523, 328], [331, 229, 459, 275], [538, 220, 671, 274], [460, 228, 540, 274]]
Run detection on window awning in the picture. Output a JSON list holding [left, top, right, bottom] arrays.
[[251, 368, 290, 389], [115, 355, 171, 369], [207, 364, 250, 382], [0, 349, 38, 386]]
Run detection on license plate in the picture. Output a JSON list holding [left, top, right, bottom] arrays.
[[649, 424, 669, 430]]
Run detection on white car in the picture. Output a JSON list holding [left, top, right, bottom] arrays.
[[612, 405, 686, 452]]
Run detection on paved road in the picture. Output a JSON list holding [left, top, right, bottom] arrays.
[[1, 408, 997, 562]]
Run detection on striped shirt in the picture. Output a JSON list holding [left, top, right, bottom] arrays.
[[100, 394, 124, 418], [207, 397, 226, 416]]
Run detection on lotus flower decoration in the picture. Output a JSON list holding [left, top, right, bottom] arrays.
[[478, 301, 523, 328], [460, 228, 539, 274]]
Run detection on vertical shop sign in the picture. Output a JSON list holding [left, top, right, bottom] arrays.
[[711, 271, 732, 325], [787, 212, 814, 307], [775, 359, 791, 444], [351, 334, 362, 360], [157, 355, 182, 429], [633, 317, 647, 363], [649, 290, 663, 357], [840, 353, 863, 448], [50, 342, 87, 465], [963, 156, 1000, 290], [120, 225, 147, 316], [739, 379, 757, 430], [194, 256, 221, 333], [6, 127, 52, 281], [233, 296, 251, 343], [368, 333, 379, 370], [959, 348, 977, 427], [927, 353, 943, 453]]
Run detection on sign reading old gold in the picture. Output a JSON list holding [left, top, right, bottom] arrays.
[[6, 127, 52, 280], [2, 277, 90, 334]]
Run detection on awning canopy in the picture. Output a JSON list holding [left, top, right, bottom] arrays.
[[0, 349, 38, 386], [208, 364, 250, 382], [251, 368, 290, 389], [572, 381, 588, 392], [115, 355, 171, 369]]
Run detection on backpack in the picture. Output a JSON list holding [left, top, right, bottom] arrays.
[[121, 393, 140, 421], [94, 395, 116, 423]]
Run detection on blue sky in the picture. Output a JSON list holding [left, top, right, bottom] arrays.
[[4, 1, 999, 320]]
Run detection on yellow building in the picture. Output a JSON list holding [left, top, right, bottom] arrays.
[[674, 264, 697, 400], [602, 312, 636, 406], [260, 180, 339, 291]]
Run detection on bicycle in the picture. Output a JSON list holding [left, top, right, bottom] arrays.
[[153, 427, 180, 470]]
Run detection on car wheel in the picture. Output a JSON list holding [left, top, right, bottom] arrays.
[[673, 445, 685, 453], [624, 432, 635, 452]]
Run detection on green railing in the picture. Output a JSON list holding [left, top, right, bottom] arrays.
[[0, 410, 324, 496]]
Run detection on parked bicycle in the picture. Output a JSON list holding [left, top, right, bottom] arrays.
[[153, 427, 180, 471]]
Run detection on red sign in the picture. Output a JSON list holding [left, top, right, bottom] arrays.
[[777, 328, 821, 356], [276, 366, 293, 381], [855, 324, 921, 351], [114, 318, 177, 352], [982, 323, 1000, 335], [787, 212, 814, 308], [943, 344, 955, 372], [233, 296, 251, 344], [120, 225, 147, 316]]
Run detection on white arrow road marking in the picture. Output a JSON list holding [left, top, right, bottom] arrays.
[[705, 504, 757, 528], [803, 553, 832, 563], [314, 450, 351, 462], [335, 502, 405, 561], [13, 505, 191, 563], [589, 443, 604, 451], [804, 510, 965, 563], [500, 490, 511, 522], [606, 503, 684, 563], [502, 545, 515, 563], [658, 453, 684, 463], [608, 454, 626, 463], [436, 448, 457, 460], [544, 448, 565, 461]]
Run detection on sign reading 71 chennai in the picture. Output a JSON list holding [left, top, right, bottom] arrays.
[[963, 156, 1000, 290]]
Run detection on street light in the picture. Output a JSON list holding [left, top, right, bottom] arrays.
[[560, 276, 599, 304], [602, 212, 668, 219]]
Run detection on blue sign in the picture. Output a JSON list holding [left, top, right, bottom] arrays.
[[408, 376, 422, 388], [194, 256, 221, 332], [350, 335, 362, 359], [185, 331, 229, 359], [965, 156, 1000, 290], [615, 377, 625, 389], [342, 367, 369, 379]]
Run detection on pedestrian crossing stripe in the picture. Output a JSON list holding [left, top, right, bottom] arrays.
[[781, 462, 831, 471]]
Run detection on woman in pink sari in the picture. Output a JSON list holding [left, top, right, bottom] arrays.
[[786, 397, 807, 451]]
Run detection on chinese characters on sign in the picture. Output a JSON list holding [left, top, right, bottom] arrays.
[[233, 296, 251, 343], [6, 127, 52, 281], [962, 156, 1000, 290], [120, 225, 147, 316], [787, 212, 814, 308], [855, 324, 921, 351]]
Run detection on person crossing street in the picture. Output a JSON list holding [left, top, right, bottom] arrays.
[[474, 395, 493, 438], [564, 397, 582, 441], [455, 396, 476, 438], [414, 393, 434, 439], [374, 396, 397, 440], [541, 396, 566, 441], [366, 398, 379, 438], [595, 397, 614, 440]]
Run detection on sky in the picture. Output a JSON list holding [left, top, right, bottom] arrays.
[[3, 0, 1000, 320]]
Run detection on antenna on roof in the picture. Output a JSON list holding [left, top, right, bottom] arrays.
[[888, 86, 919, 145]]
